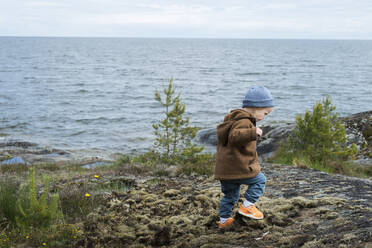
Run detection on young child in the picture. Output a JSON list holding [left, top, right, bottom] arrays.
[[215, 85, 274, 229]]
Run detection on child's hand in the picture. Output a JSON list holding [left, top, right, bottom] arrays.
[[256, 127, 263, 137]]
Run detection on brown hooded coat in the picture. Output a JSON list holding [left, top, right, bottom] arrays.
[[214, 109, 260, 180]]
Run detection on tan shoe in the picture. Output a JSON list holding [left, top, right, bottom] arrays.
[[218, 217, 234, 229], [238, 205, 264, 219]]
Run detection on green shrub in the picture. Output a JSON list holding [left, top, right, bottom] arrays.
[[27, 223, 82, 247], [1, 223, 82, 248], [178, 162, 214, 176], [113, 152, 216, 176], [16, 168, 63, 231], [0, 232, 10, 247], [272, 96, 359, 176], [0, 163, 29, 174], [58, 182, 102, 222], [0, 169, 91, 247], [130, 150, 161, 165], [37, 162, 61, 171], [96, 178, 135, 193], [111, 152, 159, 175], [0, 177, 20, 225], [277, 96, 356, 163], [177, 153, 216, 176], [0, 168, 63, 231]]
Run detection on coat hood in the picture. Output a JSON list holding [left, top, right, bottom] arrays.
[[217, 109, 255, 146]]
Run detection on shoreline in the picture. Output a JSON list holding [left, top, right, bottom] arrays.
[[1, 110, 371, 167], [0, 139, 120, 166]]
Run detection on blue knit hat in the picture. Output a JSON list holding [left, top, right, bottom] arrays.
[[242, 86, 274, 108]]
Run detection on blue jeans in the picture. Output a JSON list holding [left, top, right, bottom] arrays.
[[218, 172, 266, 218]]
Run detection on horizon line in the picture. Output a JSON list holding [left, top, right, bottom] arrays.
[[1, 35, 372, 41]]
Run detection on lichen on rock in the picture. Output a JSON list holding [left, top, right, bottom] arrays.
[[78, 163, 371, 247]]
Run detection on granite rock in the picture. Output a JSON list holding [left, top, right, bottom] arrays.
[[79, 163, 372, 248], [197, 111, 372, 163]]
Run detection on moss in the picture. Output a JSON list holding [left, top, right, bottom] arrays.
[[168, 215, 193, 226], [239, 216, 267, 230], [163, 189, 181, 197], [342, 233, 357, 242], [291, 197, 318, 208], [278, 234, 313, 247], [180, 186, 193, 193], [334, 217, 349, 227], [324, 211, 339, 220], [2, 162, 367, 248], [116, 224, 136, 241], [145, 178, 163, 185], [195, 194, 212, 206], [142, 193, 159, 203], [316, 197, 343, 206], [314, 207, 330, 215], [128, 244, 147, 248], [302, 239, 324, 248]]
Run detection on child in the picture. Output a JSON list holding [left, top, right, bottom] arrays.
[[215, 85, 274, 229]]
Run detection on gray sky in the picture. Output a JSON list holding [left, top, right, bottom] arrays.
[[1, 0, 372, 39]]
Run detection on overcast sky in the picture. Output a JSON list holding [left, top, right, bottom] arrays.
[[1, 0, 372, 39]]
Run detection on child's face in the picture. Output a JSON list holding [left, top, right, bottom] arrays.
[[243, 107, 273, 121], [254, 107, 273, 121]]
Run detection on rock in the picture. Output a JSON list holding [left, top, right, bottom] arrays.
[[0, 140, 118, 166], [197, 128, 217, 146], [82, 161, 113, 169], [341, 110, 372, 161], [257, 122, 296, 156], [197, 122, 295, 157], [197, 110, 372, 163], [79, 163, 372, 248], [0, 156, 26, 165], [0, 141, 37, 148], [164, 165, 178, 177], [21, 152, 73, 164], [151, 164, 179, 177]]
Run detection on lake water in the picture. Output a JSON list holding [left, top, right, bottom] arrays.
[[1, 37, 371, 155]]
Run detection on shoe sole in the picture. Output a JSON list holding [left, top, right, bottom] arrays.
[[238, 209, 264, 220]]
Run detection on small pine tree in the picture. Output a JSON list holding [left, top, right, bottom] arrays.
[[152, 78, 204, 163], [284, 95, 356, 163]]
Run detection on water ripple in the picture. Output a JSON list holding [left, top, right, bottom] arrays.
[[1, 37, 371, 154]]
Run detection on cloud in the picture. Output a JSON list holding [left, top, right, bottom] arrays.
[[0, 0, 371, 38], [74, 13, 205, 26], [70, 4, 214, 26], [25, 1, 62, 7]]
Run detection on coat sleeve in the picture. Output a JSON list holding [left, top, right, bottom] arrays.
[[228, 122, 257, 147]]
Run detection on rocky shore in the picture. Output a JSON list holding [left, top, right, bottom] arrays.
[[197, 110, 372, 164], [1, 159, 371, 247], [1, 111, 371, 167], [77, 163, 371, 248], [0, 111, 371, 247], [0, 141, 119, 167]]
